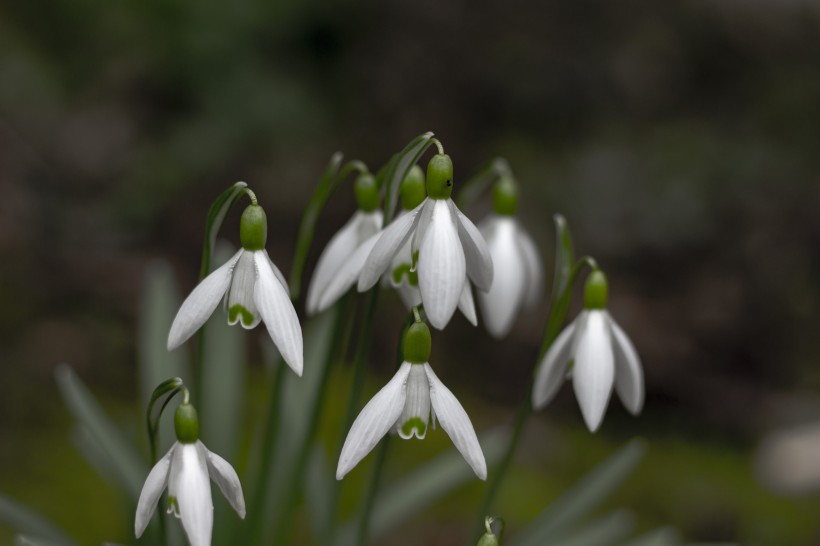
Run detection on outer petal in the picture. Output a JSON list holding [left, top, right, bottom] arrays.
[[358, 202, 425, 291], [458, 281, 478, 326], [337, 363, 412, 479], [307, 211, 371, 315], [224, 251, 261, 329], [254, 252, 304, 376], [411, 198, 436, 254], [572, 310, 615, 432], [532, 319, 577, 409], [265, 250, 290, 294], [516, 223, 544, 308], [607, 313, 645, 415], [418, 200, 466, 329], [135, 445, 174, 538], [202, 442, 246, 519], [452, 202, 493, 292], [170, 443, 212, 546], [168, 249, 243, 350], [424, 364, 487, 480], [316, 231, 381, 313], [477, 217, 526, 337]]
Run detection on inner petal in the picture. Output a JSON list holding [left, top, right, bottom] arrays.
[[397, 364, 432, 439], [225, 251, 261, 329]]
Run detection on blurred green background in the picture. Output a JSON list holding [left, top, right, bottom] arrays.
[[2, 0, 820, 544]]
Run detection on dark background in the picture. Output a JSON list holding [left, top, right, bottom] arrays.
[[2, 0, 820, 544]]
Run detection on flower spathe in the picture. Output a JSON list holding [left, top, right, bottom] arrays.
[[477, 213, 543, 337], [336, 361, 487, 480], [532, 308, 644, 432], [167, 204, 303, 376], [135, 440, 245, 546]]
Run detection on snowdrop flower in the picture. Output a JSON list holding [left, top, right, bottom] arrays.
[[387, 166, 478, 325], [306, 173, 383, 315], [358, 154, 493, 329], [477, 177, 543, 338], [135, 403, 245, 546], [167, 203, 303, 375], [337, 319, 486, 480], [532, 271, 644, 432]]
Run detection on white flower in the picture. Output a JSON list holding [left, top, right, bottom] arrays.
[[306, 209, 383, 315], [336, 362, 487, 480], [135, 440, 245, 546], [167, 204, 303, 376], [532, 309, 644, 432], [477, 214, 543, 337]]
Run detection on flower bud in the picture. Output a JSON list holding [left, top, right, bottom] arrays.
[[401, 165, 427, 210], [403, 321, 432, 364], [583, 270, 608, 310], [174, 403, 200, 443], [240, 204, 267, 251], [354, 173, 380, 212], [492, 177, 518, 216], [426, 154, 454, 199]]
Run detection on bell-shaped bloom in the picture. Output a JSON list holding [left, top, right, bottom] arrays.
[[477, 213, 542, 337], [336, 362, 486, 480], [358, 155, 493, 329], [135, 440, 245, 546], [167, 204, 303, 375], [532, 307, 644, 432]]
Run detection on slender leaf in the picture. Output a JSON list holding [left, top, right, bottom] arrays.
[[512, 439, 646, 546], [542, 511, 635, 546], [382, 132, 435, 224], [54, 365, 147, 498], [14, 536, 68, 546], [0, 495, 75, 546], [199, 181, 249, 279], [552, 214, 574, 297], [305, 445, 334, 539], [621, 527, 682, 546]]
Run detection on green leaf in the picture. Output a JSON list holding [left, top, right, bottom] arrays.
[[512, 439, 646, 546], [621, 527, 682, 546], [545, 511, 635, 546], [199, 181, 249, 280], [538, 214, 577, 356], [381, 132, 435, 224], [305, 445, 334, 539], [54, 365, 147, 498], [0, 494, 75, 546], [14, 536, 68, 546]]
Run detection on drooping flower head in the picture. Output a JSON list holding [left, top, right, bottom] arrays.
[[358, 154, 493, 329], [135, 402, 245, 546], [336, 317, 487, 480], [532, 270, 644, 432], [477, 177, 543, 338], [306, 172, 383, 315], [167, 202, 303, 375]]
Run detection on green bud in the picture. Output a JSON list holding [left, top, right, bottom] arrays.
[[401, 165, 427, 210], [403, 321, 432, 364], [492, 177, 518, 216], [354, 173, 380, 212], [477, 533, 499, 546], [240, 204, 267, 251], [174, 403, 200, 443], [583, 270, 608, 310], [426, 154, 454, 200]]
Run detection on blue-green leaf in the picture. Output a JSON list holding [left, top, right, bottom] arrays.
[[551, 214, 574, 301], [305, 445, 333, 539], [621, 527, 682, 546], [0, 495, 75, 546], [199, 181, 249, 279], [381, 132, 435, 224], [544, 511, 635, 546]]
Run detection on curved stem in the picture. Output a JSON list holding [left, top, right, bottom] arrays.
[[432, 138, 445, 155]]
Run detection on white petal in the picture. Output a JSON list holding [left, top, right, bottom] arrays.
[[396, 282, 422, 310], [169, 443, 212, 546], [358, 202, 425, 291], [315, 231, 381, 313], [418, 200, 466, 329], [411, 198, 436, 254], [477, 217, 527, 338], [265, 251, 291, 294], [254, 251, 304, 376], [397, 364, 432, 439], [516, 223, 544, 308], [572, 310, 615, 432], [458, 281, 478, 326], [452, 202, 493, 292], [306, 211, 371, 315], [135, 445, 174, 538], [608, 313, 645, 415], [532, 319, 577, 409], [168, 249, 243, 350], [424, 364, 487, 480], [202, 442, 246, 519], [224, 251, 261, 329], [336, 363, 412, 479]]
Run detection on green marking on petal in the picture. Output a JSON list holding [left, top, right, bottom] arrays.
[[401, 417, 428, 438], [229, 304, 256, 327]]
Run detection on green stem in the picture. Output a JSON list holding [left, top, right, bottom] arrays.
[[355, 435, 391, 546]]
